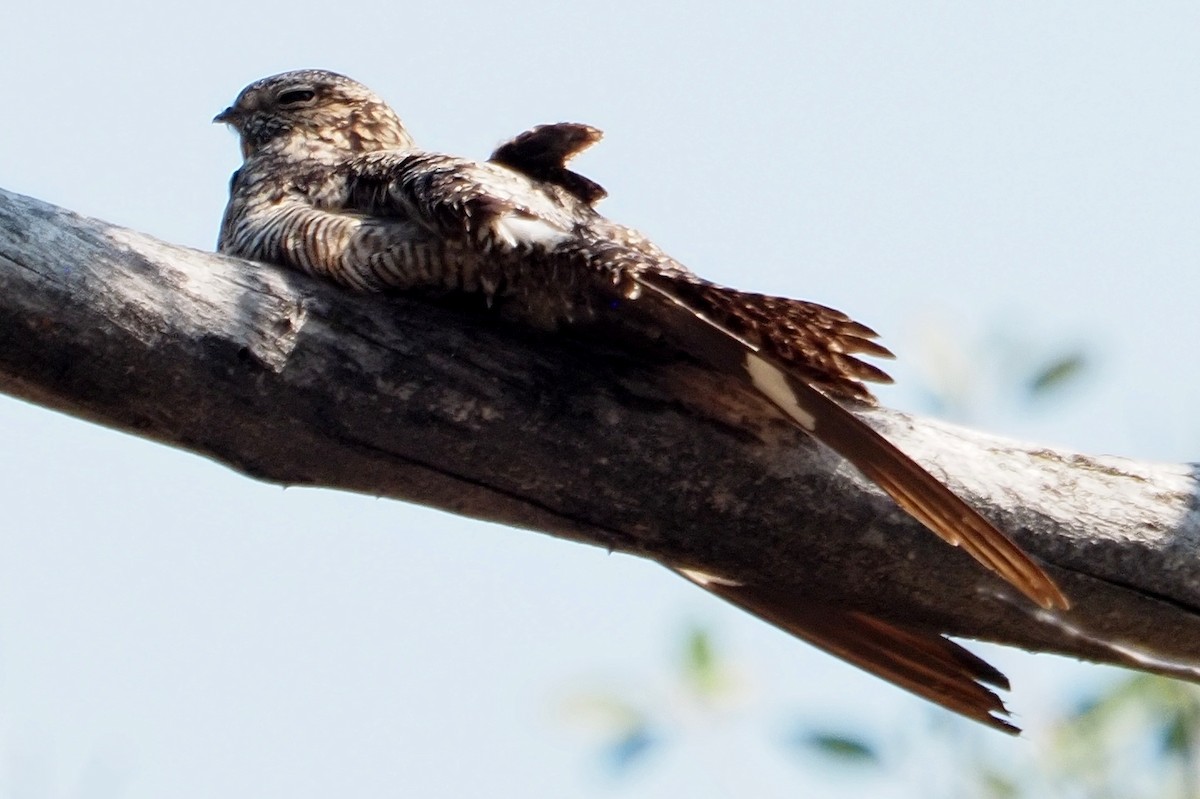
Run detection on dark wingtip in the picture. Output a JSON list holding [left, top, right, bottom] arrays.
[[490, 122, 603, 166], [490, 123, 608, 204]]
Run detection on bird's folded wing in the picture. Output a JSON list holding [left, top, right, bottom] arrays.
[[489, 123, 608, 204], [640, 277, 896, 401], [630, 271, 1068, 610], [342, 150, 582, 242], [338, 140, 1067, 610], [674, 568, 1018, 733]]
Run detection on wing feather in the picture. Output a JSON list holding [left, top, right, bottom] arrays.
[[674, 569, 1019, 733], [341, 150, 583, 245], [489, 123, 608, 204], [329, 140, 1068, 611], [629, 271, 1068, 611], [640, 278, 896, 400]]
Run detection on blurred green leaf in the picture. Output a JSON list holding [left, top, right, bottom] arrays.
[[800, 732, 880, 765], [685, 626, 714, 678], [1026, 351, 1088, 399], [978, 768, 1019, 799], [1161, 713, 1192, 758], [1050, 674, 1200, 799], [681, 625, 726, 698]]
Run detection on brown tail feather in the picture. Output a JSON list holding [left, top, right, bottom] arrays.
[[674, 569, 1019, 733]]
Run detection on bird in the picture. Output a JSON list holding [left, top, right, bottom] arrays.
[[215, 69, 1068, 733]]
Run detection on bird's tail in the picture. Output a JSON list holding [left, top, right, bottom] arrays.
[[673, 567, 1020, 734]]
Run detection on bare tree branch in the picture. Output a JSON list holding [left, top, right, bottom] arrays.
[[3, 186, 1199, 684]]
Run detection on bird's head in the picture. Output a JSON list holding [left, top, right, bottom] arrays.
[[215, 69, 414, 160]]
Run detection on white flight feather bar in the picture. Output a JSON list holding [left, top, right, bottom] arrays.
[[490, 212, 571, 249], [743, 354, 818, 432]]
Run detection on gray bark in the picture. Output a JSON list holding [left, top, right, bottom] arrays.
[[2, 186, 1199, 683]]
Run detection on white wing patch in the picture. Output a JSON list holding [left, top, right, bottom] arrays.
[[744, 353, 818, 432], [490, 212, 571, 249]]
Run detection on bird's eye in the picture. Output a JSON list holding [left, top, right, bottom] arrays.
[[277, 89, 316, 106]]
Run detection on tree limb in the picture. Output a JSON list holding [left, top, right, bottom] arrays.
[[2, 186, 1199, 684]]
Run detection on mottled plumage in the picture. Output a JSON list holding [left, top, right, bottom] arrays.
[[216, 69, 1067, 733]]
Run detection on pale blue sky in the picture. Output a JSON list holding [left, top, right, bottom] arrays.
[[2, 3, 1199, 796]]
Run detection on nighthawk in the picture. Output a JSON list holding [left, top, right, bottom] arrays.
[[215, 69, 1068, 733]]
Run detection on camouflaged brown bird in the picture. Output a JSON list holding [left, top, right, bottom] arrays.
[[216, 69, 1068, 733]]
